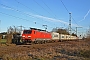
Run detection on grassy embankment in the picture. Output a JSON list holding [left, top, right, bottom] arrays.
[[0, 39, 7, 44]]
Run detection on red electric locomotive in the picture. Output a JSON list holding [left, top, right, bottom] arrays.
[[22, 28, 52, 43]]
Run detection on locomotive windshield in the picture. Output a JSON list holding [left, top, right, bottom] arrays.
[[23, 30, 32, 34]]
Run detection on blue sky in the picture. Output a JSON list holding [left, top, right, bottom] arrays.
[[0, 0, 90, 36]]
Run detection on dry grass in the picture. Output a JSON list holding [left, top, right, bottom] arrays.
[[0, 40, 90, 60]]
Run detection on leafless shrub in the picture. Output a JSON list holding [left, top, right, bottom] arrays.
[[6, 34, 12, 44]]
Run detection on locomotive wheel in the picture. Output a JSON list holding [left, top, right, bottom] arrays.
[[34, 41, 39, 44], [43, 40, 46, 44], [41, 40, 44, 44]]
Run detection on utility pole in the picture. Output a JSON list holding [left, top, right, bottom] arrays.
[[69, 13, 71, 35], [87, 26, 90, 38], [42, 25, 47, 31], [18, 26, 23, 31], [76, 27, 82, 36]]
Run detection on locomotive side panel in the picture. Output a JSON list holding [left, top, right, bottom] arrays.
[[22, 29, 52, 43], [33, 30, 52, 40]]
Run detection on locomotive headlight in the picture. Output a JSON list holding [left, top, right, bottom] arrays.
[[22, 36, 25, 37], [28, 36, 31, 37]]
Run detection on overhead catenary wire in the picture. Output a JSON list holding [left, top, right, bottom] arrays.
[[15, 0, 57, 26], [60, 0, 80, 27], [0, 4, 52, 28], [0, 3, 52, 23], [60, 0, 69, 13], [15, 0, 57, 20], [0, 4, 57, 30], [0, 3, 50, 27], [60, 0, 83, 35], [0, 11, 54, 30], [15, 0, 41, 15], [41, 0, 57, 18], [0, 3, 36, 18], [14, 0, 65, 29], [0, 11, 29, 21], [14, 0, 55, 24], [33, 0, 66, 29], [33, 0, 56, 19]]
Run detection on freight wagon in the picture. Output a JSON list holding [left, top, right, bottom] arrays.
[[59, 34, 78, 41], [51, 32, 59, 41]]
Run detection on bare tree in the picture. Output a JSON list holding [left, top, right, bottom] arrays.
[[51, 27, 69, 34], [7, 26, 21, 34]]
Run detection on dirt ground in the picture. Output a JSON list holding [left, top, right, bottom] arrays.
[[0, 40, 90, 60]]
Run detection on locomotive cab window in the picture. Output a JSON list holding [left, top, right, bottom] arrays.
[[23, 30, 32, 34]]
